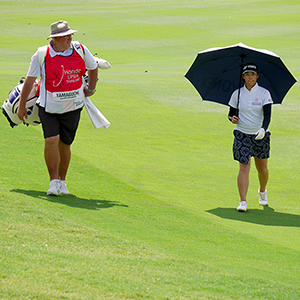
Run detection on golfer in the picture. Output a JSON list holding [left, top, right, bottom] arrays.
[[228, 62, 273, 212], [18, 20, 98, 195]]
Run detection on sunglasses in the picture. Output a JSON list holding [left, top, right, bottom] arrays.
[[63, 34, 74, 38]]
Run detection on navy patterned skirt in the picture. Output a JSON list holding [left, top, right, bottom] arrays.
[[233, 130, 271, 165]]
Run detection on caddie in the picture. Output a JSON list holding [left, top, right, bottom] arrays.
[[18, 20, 98, 196]]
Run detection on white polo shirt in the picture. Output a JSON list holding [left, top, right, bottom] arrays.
[[27, 41, 97, 108], [228, 83, 273, 135]]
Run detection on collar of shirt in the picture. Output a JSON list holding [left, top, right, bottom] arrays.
[[49, 41, 73, 57], [243, 82, 259, 93]]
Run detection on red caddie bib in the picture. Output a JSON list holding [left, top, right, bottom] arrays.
[[44, 45, 86, 113]]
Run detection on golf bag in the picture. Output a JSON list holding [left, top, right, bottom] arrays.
[[1, 78, 41, 128]]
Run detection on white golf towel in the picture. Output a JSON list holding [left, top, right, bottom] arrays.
[[83, 97, 110, 129]]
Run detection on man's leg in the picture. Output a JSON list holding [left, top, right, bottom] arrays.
[[44, 135, 60, 180], [58, 140, 71, 181]]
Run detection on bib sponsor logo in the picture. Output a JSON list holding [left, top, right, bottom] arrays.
[[55, 90, 80, 101], [74, 99, 83, 108], [53, 66, 83, 87]]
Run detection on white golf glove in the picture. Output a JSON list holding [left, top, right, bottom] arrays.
[[255, 128, 265, 140], [94, 57, 111, 69]]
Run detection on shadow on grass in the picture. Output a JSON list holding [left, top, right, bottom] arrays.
[[206, 206, 300, 227], [11, 189, 129, 211]]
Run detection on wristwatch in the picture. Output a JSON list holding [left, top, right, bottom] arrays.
[[87, 87, 96, 94]]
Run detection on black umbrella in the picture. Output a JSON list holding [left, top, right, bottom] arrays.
[[185, 43, 296, 105]]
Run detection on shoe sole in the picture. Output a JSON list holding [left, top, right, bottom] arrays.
[[47, 190, 59, 196], [237, 208, 247, 212], [237, 206, 247, 212]]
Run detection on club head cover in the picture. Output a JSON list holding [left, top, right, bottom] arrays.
[[94, 57, 111, 69]]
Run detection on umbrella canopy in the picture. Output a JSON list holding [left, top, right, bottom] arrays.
[[185, 43, 297, 105]]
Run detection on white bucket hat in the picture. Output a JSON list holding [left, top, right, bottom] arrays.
[[47, 21, 77, 40]]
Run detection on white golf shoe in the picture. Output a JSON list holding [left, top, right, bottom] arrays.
[[237, 201, 248, 212], [258, 189, 268, 206], [59, 180, 70, 195], [47, 179, 60, 196]]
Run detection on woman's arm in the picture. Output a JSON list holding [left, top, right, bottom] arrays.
[[228, 106, 240, 124], [262, 103, 272, 130]]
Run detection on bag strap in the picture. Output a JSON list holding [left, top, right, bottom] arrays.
[[72, 41, 85, 60], [37, 45, 48, 67]]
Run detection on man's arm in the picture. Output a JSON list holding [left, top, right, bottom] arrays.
[[84, 68, 98, 97], [17, 76, 37, 122]]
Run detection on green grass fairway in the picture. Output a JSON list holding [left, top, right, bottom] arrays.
[[1, 0, 299, 299]]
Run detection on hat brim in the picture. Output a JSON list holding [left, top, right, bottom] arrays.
[[47, 29, 78, 40], [242, 70, 258, 74]]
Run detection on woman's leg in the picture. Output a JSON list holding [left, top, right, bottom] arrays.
[[238, 159, 251, 201], [254, 158, 268, 192]]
